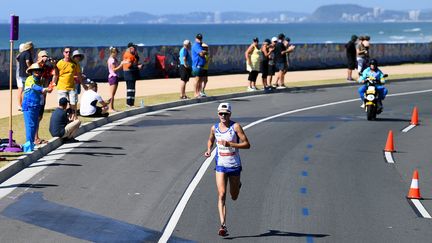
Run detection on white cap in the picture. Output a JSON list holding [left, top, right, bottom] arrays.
[[271, 37, 278, 42], [183, 39, 191, 45], [218, 102, 232, 113]]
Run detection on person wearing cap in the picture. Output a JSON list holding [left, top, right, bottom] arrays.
[[72, 50, 87, 94], [260, 38, 274, 91], [245, 37, 262, 91], [191, 33, 207, 98], [122, 42, 143, 107], [33, 50, 58, 145], [79, 81, 110, 117], [345, 35, 358, 81], [22, 63, 52, 152], [283, 37, 295, 73], [204, 102, 250, 237], [16, 41, 34, 111], [107, 47, 123, 111], [179, 40, 192, 99], [200, 43, 210, 97], [267, 37, 278, 88], [56, 47, 81, 120], [49, 97, 81, 141]]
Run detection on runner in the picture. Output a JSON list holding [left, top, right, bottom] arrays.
[[204, 102, 251, 236]]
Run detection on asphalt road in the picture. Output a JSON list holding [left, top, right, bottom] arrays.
[[0, 78, 432, 242]]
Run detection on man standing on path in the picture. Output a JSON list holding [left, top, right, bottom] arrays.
[[273, 33, 292, 89], [345, 35, 358, 81], [191, 33, 207, 98], [56, 47, 80, 120], [179, 40, 192, 99], [204, 103, 251, 237]]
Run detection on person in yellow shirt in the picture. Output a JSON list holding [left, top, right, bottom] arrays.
[[56, 47, 81, 120]]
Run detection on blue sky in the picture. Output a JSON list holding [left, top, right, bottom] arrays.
[[1, 0, 430, 19]]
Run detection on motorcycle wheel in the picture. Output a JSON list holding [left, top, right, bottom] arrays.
[[366, 105, 376, 121]]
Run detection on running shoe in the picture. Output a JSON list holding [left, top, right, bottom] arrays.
[[247, 87, 255, 92], [200, 91, 207, 97], [218, 225, 228, 236], [276, 85, 287, 89], [360, 103, 365, 108]]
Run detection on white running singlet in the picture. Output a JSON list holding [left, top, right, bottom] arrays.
[[214, 121, 241, 168]]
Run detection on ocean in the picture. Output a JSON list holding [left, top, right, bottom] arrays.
[[0, 22, 431, 49]]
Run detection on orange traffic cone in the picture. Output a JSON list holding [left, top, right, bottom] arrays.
[[384, 130, 395, 152], [410, 107, 419, 125], [407, 170, 422, 199]]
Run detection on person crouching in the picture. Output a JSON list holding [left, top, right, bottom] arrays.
[[79, 81, 110, 117]]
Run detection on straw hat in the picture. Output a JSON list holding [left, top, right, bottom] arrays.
[[22, 41, 33, 51], [26, 63, 43, 74], [38, 50, 49, 58]]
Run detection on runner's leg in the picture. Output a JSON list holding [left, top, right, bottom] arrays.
[[229, 175, 241, 200], [216, 171, 228, 226]]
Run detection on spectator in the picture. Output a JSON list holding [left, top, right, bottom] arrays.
[[200, 43, 210, 97], [122, 42, 142, 107], [16, 41, 34, 111], [356, 36, 369, 75], [191, 33, 207, 98], [107, 47, 123, 111], [267, 37, 277, 88], [49, 97, 81, 142], [345, 35, 358, 81], [22, 63, 51, 152], [273, 33, 288, 89], [56, 47, 80, 120], [260, 38, 273, 91], [245, 37, 261, 91], [283, 37, 295, 75], [179, 40, 192, 99], [79, 81, 110, 118], [72, 50, 88, 94], [34, 50, 58, 145]]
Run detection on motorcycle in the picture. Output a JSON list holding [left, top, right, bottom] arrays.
[[362, 74, 388, 120]]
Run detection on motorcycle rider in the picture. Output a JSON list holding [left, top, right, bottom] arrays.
[[358, 59, 388, 111]]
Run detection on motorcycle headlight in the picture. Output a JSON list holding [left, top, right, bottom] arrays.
[[366, 94, 375, 101]]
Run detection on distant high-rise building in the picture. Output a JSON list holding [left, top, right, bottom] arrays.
[[214, 11, 222, 23], [409, 10, 420, 21]]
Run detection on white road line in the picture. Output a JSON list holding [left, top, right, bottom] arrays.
[[402, 124, 416, 133], [384, 151, 395, 164], [411, 199, 432, 218]]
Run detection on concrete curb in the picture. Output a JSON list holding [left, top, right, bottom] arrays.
[[0, 76, 430, 184]]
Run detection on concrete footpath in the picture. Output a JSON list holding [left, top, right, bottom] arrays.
[[1, 63, 432, 119]]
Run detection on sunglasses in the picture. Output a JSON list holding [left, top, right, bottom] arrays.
[[218, 113, 230, 116]]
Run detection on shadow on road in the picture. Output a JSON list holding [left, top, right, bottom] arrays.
[[223, 229, 329, 240]]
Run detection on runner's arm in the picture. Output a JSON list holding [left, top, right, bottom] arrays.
[[227, 123, 250, 149], [204, 126, 216, 157]]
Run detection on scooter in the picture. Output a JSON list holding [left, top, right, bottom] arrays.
[[363, 74, 388, 120]]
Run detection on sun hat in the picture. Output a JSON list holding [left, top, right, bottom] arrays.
[[271, 37, 278, 42], [218, 102, 232, 113], [38, 50, 49, 58], [183, 40, 191, 45], [22, 41, 33, 51], [202, 43, 208, 48], [72, 50, 85, 59], [26, 63, 43, 74], [18, 43, 25, 53]]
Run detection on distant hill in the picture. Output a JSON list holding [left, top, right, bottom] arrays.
[[12, 4, 432, 24]]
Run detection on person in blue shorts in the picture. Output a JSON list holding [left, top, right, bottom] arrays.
[[204, 102, 251, 236], [191, 33, 207, 98]]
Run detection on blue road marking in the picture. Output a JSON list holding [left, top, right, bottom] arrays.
[[304, 156, 309, 162], [301, 171, 308, 176], [300, 187, 307, 194], [307, 235, 315, 243], [307, 144, 313, 149], [315, 134, 321, 138], [302, 208, 309, 216], [1, 192, 193, 243]]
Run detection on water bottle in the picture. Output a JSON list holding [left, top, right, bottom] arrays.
[[140, 99, 144, 108]]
